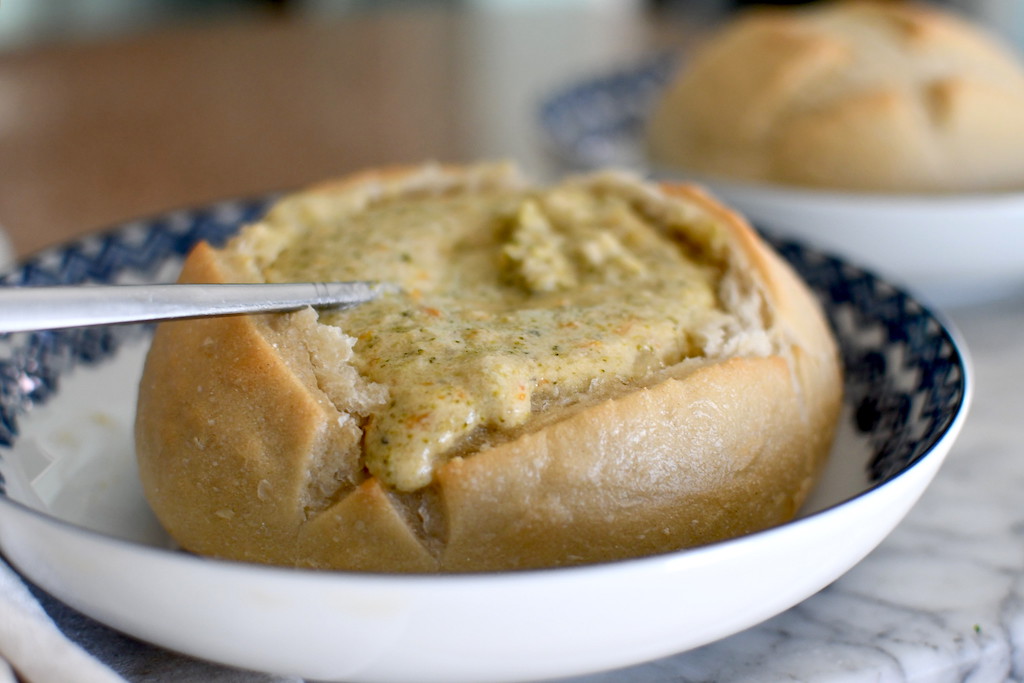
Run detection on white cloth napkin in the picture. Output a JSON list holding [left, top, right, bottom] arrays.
[[0, 558, 123, 683]]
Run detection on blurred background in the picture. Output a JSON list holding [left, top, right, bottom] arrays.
[[2, 0, 1024, 259], [2, 0, 1024, 54]]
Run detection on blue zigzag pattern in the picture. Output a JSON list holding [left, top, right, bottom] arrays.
[[771, 237, 965, 482]]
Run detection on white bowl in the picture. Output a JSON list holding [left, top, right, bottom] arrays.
[[540, 57, 1024, 307], [0, 198, 971, 682]]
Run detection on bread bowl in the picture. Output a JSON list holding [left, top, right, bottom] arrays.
[[134, 162, 842, 572], [647, 0, 1024, 193]]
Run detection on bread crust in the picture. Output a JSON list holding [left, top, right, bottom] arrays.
[[647, 0, 1024, 193], [135, 164, 842, 572]]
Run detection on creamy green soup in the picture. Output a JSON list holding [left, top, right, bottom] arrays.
[[263, 184, 724, 491]]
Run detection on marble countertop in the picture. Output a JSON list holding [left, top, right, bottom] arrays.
[[18, 295, 1022, 683]]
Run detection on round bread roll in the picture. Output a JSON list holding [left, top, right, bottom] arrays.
[[647, 0, 1024, 193], [134, 162, 842, 573]]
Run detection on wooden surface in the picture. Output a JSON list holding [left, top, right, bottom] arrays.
[[0, 6, 679, 258]]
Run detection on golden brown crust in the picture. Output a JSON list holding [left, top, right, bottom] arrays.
[[647, 0, 1024, 193], [134, 163, 842, 572]]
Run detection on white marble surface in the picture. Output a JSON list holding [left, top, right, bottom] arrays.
[[9, 296, 1019, 683]]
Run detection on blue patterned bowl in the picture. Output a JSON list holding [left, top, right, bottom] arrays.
[[0, 198, 971, 681]]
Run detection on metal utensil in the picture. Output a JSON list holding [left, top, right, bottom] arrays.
[[0, 282, 390, 333]]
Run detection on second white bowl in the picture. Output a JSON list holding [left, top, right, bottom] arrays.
[[674, 174, 1024, 308]]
